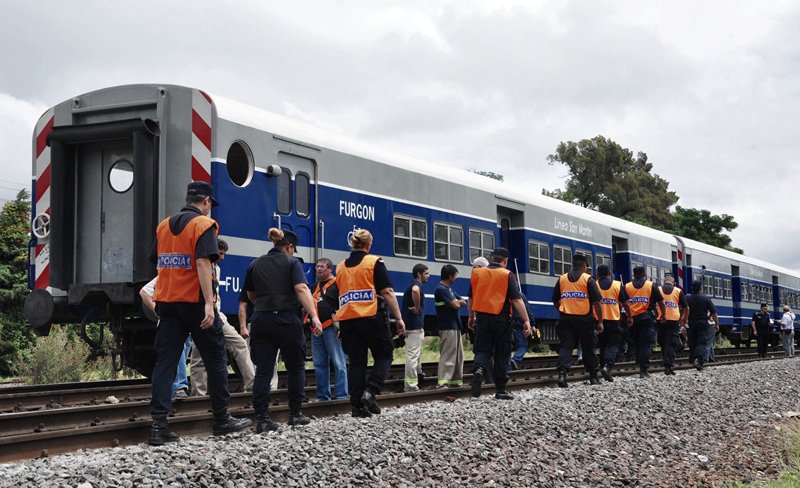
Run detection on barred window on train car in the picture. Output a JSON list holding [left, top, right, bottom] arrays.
[[277, 168, 292, 215], [723, 279, 732, 299], [596, 254, 612, 273], [295, 172, 310, 217], [469, 229, 494, 263], [703, 275, 713, 295], [714, 277, 723, 298], [741, 282, 749, 302], [394, 215, 427, 258], [576, 249, 593, 274], [553, 245, 571, 276], [528, 240, 550, 275], [647, 265, 658, 282], [434, 222, 463, 263]]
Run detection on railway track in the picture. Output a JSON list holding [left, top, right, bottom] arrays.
[[0, 350, 785, 463]]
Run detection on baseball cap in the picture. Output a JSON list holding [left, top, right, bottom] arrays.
[[186, 181, 219, 207]]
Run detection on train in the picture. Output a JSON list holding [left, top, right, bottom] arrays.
[[23, 84, 800, 376]]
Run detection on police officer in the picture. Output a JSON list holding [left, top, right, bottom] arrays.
[[147, 181, 250, 446], [595, 264, 632, 382], [625, 266, 666, 378], [657, 274, 689, 375], [245, 228, 323, 432], [685, 279, 719, 370], [552, 254, 603, 387], [751, 303, 772, 358], [335, 229, 406, 417], [468, 247, 531, 399]]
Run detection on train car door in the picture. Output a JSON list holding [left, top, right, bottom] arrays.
[[76, 141, 135, 284], [276, 152, 316, 276]]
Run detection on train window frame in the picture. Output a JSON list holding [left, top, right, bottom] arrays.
[[575, 249, 593, 273], [714, 277, 723, 298], [723, 279, 732, 299], [108, 159, 134, 194], [225, 140, 254, 188], [553, 244, 571, 276], [528, 240, 550, 275], [468, 228, 495, 263], [276, 167, 292, 215], [394, 214, 427, 259], [295, 172, 310, 218], [596, 254, 612, 274], [434, 222, 464, 263], [703, 275, 714, 296], [647, 264, 658, 283], [741, 282, 749, 302]]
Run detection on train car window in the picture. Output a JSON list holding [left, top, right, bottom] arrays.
[[596, 254, 612, 273], [647, 265, 658, 282], [575, 249, 593, 274], [553, 245, 571, 276], [703, 275, 713, 296], [741, 282, 749, 302], [277, 168, 292, 215], [394, 215, 427, 258], [434, 222, 463, 263], [108, 159, 134, 193], [226, 140, 254, 187], [723, 279, 732, 299], [528, 240, 550, 275], [468, 229, 494, 262], [714, 277, 723, 298], [295, 172, 310, 217]]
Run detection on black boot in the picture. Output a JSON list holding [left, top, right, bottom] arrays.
[[600, 365, 613, 382], [256, 413, 279, 433], [288, 411, 311, 426], [148, 417, 179, 446], [664, 365, 675, 376], [351, 405, 372, 418], [693, 358, 704, 371], [557, 370, 568, 388], [471, 367, 485, 398], [589, 375, 600, 385], [639, 368, 650, 378], [212, 410, 252, 436], [361, 391, 381, 415]]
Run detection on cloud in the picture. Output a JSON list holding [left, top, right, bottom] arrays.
[[0, 94, 47, 203]]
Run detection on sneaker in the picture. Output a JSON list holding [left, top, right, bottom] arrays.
[[600, 366, 613, 382], [495, 391, 515, 400], [361, 391, 381, 415], [288, 412, 311, 426], [212, 413, 252, 436], [351, 406, 372, 418], [172, 388, 189, 401], [404, 385, 420, 392], [471, 367, 485, 398]]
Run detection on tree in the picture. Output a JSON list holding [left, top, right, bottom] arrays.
[[471, 170, 504, 182], [0, 189, 34, 376], [545, 136, 678, 229], [672, 206, 742, 254]]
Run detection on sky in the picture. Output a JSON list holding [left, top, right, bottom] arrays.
[[1, 1, 797, 270]]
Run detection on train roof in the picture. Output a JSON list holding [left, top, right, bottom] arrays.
[[680, 236, 800, 280], [213, 94, 677, 246]]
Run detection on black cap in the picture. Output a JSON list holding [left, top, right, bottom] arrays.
[[633, 266, 645, 277], [491, 247, 510, 259], [282, 229, 299, 246], [187, 181, 219, 207], [572, 254, 587, 264], [597, 264, 610, 276]]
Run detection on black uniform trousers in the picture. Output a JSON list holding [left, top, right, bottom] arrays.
[[340, 316, 394, 408], [687, 319, 712, 365], [557, 314, 599, 374], [657, 320, 681, 368], [150, 302, 229, 418], [630, 312, 656, 370], [598, 319, 622, 367], [473, 312, 513, 390], [250, 310, 306, 415], [756, 327, 771, 358]]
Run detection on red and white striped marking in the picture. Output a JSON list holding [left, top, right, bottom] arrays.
[[191, 90, 213, 182], [674, 236, 686, 289], [33, 108, 55, 289]]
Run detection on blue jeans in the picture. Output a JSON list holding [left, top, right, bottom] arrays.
[[510, 328, 527, 363], [171, 337, 192, 396], [312, 326, 349, 400]]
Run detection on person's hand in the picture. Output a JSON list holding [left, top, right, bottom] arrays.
[[200, 302, 215, 329], [408, 305, 419, 314], [310, 317, 323, 337], [522, 321, 532, 337], [468, 316, 476, 331], [597, 321, 604, 334], [395, 318, 407, 337], [714, 324, 720, 332], [240, 325, 250, 339], [458, 298, 467, 307]]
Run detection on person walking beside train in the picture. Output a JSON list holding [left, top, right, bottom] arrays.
[[625, 266, 666, 378], [780, 305, 796, 357], [402, 264, 430, 392], [657, 275, 689, 375], [685, 280, 719, 371], [552, 254, 603, 387], [595, 264, 632, 382], [239, 285, 279, 391], [751, 304, 773, 358], [306, 258, 349, 401], [147, 181, 250, 446], [469, 247, 531, 399], [335, 229, 406, 417], [435, 264, 466, 388], [189, 239, 255, 396], [245, 228, 322, 432]]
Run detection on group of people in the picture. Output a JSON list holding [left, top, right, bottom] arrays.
[[752, 302, 797, 358]]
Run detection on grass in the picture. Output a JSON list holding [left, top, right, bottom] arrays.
[[727, 422, 800, 487]]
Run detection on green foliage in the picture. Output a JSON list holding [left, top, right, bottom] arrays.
[[423, 336, 440, 353], [15, 326, 92, 384], [0, 190, 34, 376], [673, 206, 742, 254], [546, 136, 679, 229], [471, 170, 504, 182]]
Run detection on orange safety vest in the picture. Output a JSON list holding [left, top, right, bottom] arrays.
[[625, 280, 653, 317], [558, 273, 592, 316], [334, 255, 380, 321], [304, 279, 336, 329], [153, 214, 218, 303], [594, 280, 622, 321], [471, 266, 511, 315], [660, 286, 682, 321]]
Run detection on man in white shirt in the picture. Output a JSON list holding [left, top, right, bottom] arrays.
[[780, 305, 796, 357]]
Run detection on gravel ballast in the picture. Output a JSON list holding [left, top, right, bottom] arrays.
[[1, 358, 798, 487]]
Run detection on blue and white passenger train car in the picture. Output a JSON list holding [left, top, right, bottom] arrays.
[[24, 84, 800, 375]]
